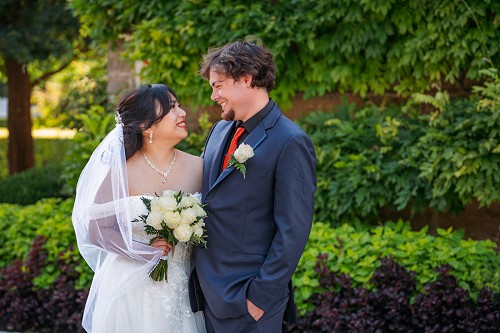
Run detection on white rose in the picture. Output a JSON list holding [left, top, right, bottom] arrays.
[[193, 220, 205, 237], [145, 211, 164, 230], [162, 189, 177, 198], [193, 204, 207, 218], [179, 195, 197, 208], [173, 224, 193, 242], [150, 197, 163, 213], [180, 208, 197, 225], [163, 211, 181, 229], [158, 196, 177, 211], [193, 225, 204, 237], [233, 143, 254, 163], [191, 195, 202, 205]]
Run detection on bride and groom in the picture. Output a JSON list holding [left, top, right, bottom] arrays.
[[72, 41, 316, 333]]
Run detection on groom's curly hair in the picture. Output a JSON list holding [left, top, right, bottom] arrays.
[[199, 39, 276, 92]]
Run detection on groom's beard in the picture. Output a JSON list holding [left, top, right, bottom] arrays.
[[222, 108, 235, 121]]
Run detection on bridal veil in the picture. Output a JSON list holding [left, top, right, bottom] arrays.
[[72, 123, 162, 332]]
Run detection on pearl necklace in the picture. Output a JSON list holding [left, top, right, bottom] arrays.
[[140, 148, 177, 183]]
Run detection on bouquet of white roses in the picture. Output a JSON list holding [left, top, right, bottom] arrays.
[[134, 190, 207, 282]]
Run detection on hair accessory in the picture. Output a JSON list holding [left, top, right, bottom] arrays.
[[115, 110, 123, 125]]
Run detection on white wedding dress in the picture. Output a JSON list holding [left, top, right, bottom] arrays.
[[90, 195, 206, 333]]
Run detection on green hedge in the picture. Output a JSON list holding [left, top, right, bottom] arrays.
[[0, 138, 72, 179], [300, 91, 500, 223], [0, 164, 66, 205], [293, 221, 500, 314], [0, 198, 92, 290], [1, 198, 498, 317]]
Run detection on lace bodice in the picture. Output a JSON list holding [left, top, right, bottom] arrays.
[[129, 195, 155, 244]]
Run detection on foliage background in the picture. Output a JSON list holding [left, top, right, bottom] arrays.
[[303, 81, 500, 224], [70, 0, 500, 108], [1, 0, 500, 331]]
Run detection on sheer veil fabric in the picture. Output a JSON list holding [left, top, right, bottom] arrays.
[[72, 124, 164, 332]]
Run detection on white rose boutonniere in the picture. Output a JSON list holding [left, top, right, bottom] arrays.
[[228, 143, 254, 178]]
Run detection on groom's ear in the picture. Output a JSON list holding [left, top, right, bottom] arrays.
[[241, 74, 253, 88]]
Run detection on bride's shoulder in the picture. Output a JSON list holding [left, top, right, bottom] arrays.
[[177, 150, 203, 164]]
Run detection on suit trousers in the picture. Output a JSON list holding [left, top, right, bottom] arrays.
[[204, 294, 289, 333]]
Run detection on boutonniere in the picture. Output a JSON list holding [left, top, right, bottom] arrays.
[[228, 143, 254, 178]]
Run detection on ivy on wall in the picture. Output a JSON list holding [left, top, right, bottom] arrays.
[[70, 0, 500, 108]]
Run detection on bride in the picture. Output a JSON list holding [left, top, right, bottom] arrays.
[[72, 84, 206, 333]]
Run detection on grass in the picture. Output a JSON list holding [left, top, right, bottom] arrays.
[[0, 127, 76, 139]]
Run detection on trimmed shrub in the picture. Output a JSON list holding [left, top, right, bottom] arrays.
[[298, 82, 500, 223], [0, 236, 87, 333], [0, 198, 92, 290], [0, 138, 72, 180], [298, 104, 425, 223], [293, 221, 500, 314], [285, 256, 499, 333], [0, 164, 66, 205]]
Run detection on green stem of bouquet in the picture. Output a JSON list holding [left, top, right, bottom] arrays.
[[149, 259, 168, 282]]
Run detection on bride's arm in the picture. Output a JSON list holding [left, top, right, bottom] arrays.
[[88, 218, 156, 261], [87, 203, 161, 262]]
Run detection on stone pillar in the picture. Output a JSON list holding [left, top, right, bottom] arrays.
[[107, 39, 135, 105]]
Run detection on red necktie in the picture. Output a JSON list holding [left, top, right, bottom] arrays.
[[222, 126, 246, 171]]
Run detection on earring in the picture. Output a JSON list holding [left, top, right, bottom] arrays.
[[149, 130, 154, 144]]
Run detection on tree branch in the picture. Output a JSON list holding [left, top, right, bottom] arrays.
[[30, 58, 74, 88]]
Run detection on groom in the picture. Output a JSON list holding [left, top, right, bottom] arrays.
[[190, 40, 316, 332]]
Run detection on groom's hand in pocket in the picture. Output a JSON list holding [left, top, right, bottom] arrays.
[[246, 299, 264, 321]]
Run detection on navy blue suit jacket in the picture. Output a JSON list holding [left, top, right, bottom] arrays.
[[190, 103, 316, 321]]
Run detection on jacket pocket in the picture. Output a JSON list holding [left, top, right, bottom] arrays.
[[244, 167, 267, 178]]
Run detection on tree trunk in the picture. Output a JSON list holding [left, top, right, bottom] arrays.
[[5, 57, 34, 174]]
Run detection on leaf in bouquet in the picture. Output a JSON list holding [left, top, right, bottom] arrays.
[[144, 225, 159, 237], [174, 190, 183, 205], [132, 213, 148, 224], [155, 222, 178, 246], [191, 234, 208, 249], [140, 196, 151, 211]]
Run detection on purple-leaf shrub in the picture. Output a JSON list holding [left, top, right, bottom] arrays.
[[0, 236, 88, 332], [285, 255, 499, 333]]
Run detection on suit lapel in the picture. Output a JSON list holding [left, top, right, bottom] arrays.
[[208, 105, 282, 193], [208, 122, 234, 189]]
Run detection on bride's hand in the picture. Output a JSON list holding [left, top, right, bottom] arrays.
[[150, 237, 174, 256]]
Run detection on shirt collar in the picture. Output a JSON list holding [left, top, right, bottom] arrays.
[[238, 99, 274, 133]]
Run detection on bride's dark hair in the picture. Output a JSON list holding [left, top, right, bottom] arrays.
[[116, 84, 178, 159]]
